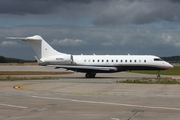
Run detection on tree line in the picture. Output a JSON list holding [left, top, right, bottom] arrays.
[[161, 56, 180, 63], [0, 56, 35, 63]]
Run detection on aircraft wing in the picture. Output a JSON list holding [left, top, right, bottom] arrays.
[[49, 65, 117, 72]]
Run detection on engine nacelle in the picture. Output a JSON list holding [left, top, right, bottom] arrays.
[[42, 54, 74, 65]]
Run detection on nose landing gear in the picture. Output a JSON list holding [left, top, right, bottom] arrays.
[[157, 70, 161, 78]]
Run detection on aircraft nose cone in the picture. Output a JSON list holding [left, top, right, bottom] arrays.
[[170, 64, 174, 69], [166, 63, 173, 69]]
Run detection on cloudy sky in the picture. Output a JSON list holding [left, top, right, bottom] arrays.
[[1, 0, 180, 60]]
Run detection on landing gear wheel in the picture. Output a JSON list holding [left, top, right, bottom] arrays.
[[85, 72, 96, 78], [157, 74, 161, 78], [157, 70, 161, 78], [85, 73, 90, 78]]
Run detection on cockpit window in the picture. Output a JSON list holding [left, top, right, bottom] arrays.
[[154, 58, 163, 61]]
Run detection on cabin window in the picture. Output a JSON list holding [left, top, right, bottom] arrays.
[[130, 60, 132, 62], [102, 60, 104, 62], [139, 60, 141, 62], [125, 60, 127, 62], [93, 60, 95, 62], [144, 60, 146, 62], [107, 60, 109, 62], [134, 60, 136, 62], [116, 60, 118, 62], [98, 60, 99, 62], [84, 60, 86, 62], [121, 60, 123, 62], [112, 60, 114, 62]]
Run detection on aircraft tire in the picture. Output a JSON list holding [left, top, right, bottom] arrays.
[[85, 72, 96, 78], [85, 73, 90, 78]]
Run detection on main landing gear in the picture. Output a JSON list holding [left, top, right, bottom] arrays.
[[85, 72, 96, 78], [157, 70, 161, 78]]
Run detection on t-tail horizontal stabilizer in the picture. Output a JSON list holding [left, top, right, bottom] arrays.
[[6, 37, 26, 40]]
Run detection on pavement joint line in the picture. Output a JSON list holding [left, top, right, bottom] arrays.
[[31, 95, 180, 111], [0, 103, 27, 109]]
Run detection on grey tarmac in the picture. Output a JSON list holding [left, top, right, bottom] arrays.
[[0, 66, 180, 120]]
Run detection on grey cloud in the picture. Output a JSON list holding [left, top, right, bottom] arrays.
[[0, 0, 57, 15], [0, 0, 70, 15], [93, 0, 180, 25], [169, 0, 180, 3], [1, 0, 180, 25], [0, 0, 108, 16], [0, 25, 180, 59], [50, 38, 86, 46], [0, 41, 19, 47]]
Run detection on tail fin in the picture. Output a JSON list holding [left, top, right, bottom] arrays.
[[7, 35, 65, 59]]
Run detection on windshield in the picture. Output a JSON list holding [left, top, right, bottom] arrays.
[[154, 58, 163, 61]]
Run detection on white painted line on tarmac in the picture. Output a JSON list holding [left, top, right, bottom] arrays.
[[0, 103, 27, 109], [31, 96, 180, 111], [111, 118, 120, 120]]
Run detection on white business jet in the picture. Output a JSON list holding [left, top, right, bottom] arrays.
[[7, 35, 173, 78]]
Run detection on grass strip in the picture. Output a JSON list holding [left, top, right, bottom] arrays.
[[0, 71, 73, 81], [0, 71, 73, 75], [116, 78, 180, 84], [0, 76, 59, 81], [132, 66, 180, 75]]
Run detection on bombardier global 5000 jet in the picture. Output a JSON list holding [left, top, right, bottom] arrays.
[[7, 35, 173, 78]]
